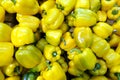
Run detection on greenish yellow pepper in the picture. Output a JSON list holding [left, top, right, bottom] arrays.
[[97, 10, 107, 22], [2, 59, 23, 77], [58, 22, 69, 34], [36, 76, 44, 80], [11, 26, 34, 47], [90, 0, 101, 12], [89, 59, 107, 76], [15, 45, 43, 68], [0, 42, 14, 67], [0, 69, 5, 80], [5, 76, 20, 80], [42, 62, 67, 80], [0, 22, 12, 42], [73, 27, 93, 49], [44, 44, 61, 62], [91, 34, 110, 58], [60, 32, 76, 51], [90, 76, 108, 80], [113, 20, 120, 36], [16, 14, 40, 32], [46, 29, 62, 46], [15, 0, 39, 15], [56, 0, 76, 15], [41, 7, 64, 32], [93, 22, 113, 39], [67, 8, 98, 27], [73, 48, 97, 71], [0, 6, 5, 22]]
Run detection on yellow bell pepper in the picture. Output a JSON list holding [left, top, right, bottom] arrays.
[[60, 32, 76, 51], [73, 48, 97, 71], [15, 45, 43, 68], [57, 57, 68, 72], [90, 0, 101, 12], [68, 60, 83, 76], [93, 22, 113, 39], [107, 7, 120, 20], [89, 59, 107, 76], [109, 65, 120, 80], [0, 22, 12, 42], [73, 27, 93, 49], [37, 76, 44, 80], [91, 34, 110, 58], [14, 0, 39, 15], [67, 8, 98, 27], [39, 0, 55, 17], [2, 59, 23, 76], [116, 42, 120, 54], [97, 10, 107, 22], [117, 0, 120, 6], [58, 22, 69, 34], [56, 0, 76, 15], [75, 0, 90, 9], [0, 6, 5, 22], [90, 76, 108, 80], [42, 62, 67, 80], [103, 49, 120, 68], [44, 44, 61, 62], [101, 0, 117, 11], [11, 26, 34, 47], [113, 20, 120, 36], [0, 42, 14, 67], [41, 7, 64, 32], [1, 0, 15, 13], [5, 76, 20, 80], [0, 69, 5, 80], [45, 29, 62, 46], [16, 14, 40, 32], [109, 34, 120, 47]]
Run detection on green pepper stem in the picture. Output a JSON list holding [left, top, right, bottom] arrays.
[[93, 63, 101, 71], [14, 66, 21, 74], [52, 51, 57, 57], [11, 0, 16, 4], [56, 3, 64, 10], [112, 9, 119, 15], [115, 73, 120, 80]]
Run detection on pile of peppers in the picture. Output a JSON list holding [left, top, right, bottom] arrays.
[[0, 0, 120, 80]]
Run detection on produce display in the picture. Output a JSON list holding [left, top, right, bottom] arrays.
[[0, 0, 120, 80]]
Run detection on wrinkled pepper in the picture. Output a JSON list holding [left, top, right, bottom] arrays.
[[5, 76, 20, 80], [73, 27, 93, 49], [42, 62, 67, 80], [45, 29, 62, 46], [60, 32, 76, 51], [91, 34, 110, 57], [97, 10, 107, 22], [16, 14, 40, 32], [0, 69, 5, 80], [2, 59, 22, 76], [90, 0, 101, 12], [89, 59, 107, 76], [73, 48, 97, 71], [14, 0, 39, 15], [11, 26, 34, 47], [0, 22, 12, 42], [56, 0, 76, 15], [0, 6, 5, 22], [67, 8, 98, 27], [44, 44, 61, 62], [93, 22, 113, 39], [15, 45, 43, 68], [41, 7, 64, 32], [0, 42, 14, 67]]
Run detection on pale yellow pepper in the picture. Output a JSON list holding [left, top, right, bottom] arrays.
[[97, 10, 107, 22], [0, 6, 5, 22]]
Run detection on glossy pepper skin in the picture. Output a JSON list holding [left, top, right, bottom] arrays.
[[11, 26, 34, 47], [0, 69, 5, 80], [91, 34, 110, 58], [0, 22, 12, 42], [67, 8, 98, 27], [90, 0, 101, 12], [116, 42, 120, 54], [56, 0, 76, 15], [16, 14, 40, 32], [44, 44, 61, 62], [0, 6, 5, 22], [113, 20, 120, 36], [5, 76, 20, 80], [107, 7, 120, 20], [90, 76, 108, 80], [73, 48, 97, 71], [42, 62, 67, 80], [41, 7, 64, 32], [15, 0, 39, 15], [15, 45, 43, 68], [97, 10, 107, 22], [60, 32, 76, 51], [2, 59, 23, 76], [89, 59, 107, 76], [73, 27, 93, 49], [46, 29, 62, 46], [93, 22, 113, 39], [110, 65, 120, 80], [0, 42, 14, 67], [36, 76, 44, 80], [1, 0, 15, 13]]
